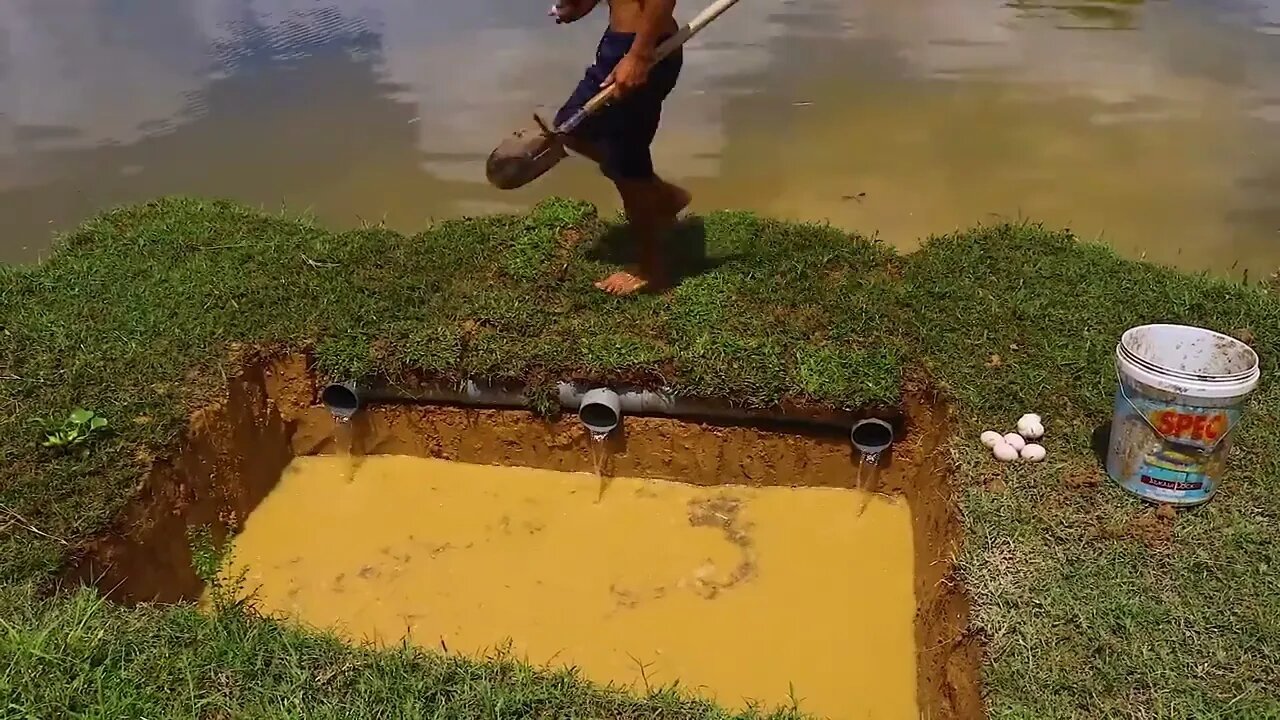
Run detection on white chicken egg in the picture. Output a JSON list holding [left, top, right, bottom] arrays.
[[1017, 414, 1045, 440], [980, 430, 1004, 448], [1020, 443, 1047, 462], [993, 442, 1019, 462], [1003, 433, 1027, 451]]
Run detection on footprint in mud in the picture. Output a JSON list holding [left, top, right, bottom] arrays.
[[608, 582, 671, 612], [610, 583, 642, 610], [685, 494, 758, 597], [687, 493, 754, 549], [378, 546, 414, 564]]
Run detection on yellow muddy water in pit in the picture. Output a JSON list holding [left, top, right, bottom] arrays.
[[217, 455, 918, 719]]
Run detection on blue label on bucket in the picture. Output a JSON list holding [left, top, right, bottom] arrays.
[[1106, 385, 1240, 506]]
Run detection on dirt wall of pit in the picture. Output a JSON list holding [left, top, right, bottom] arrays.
[[64, 356, 984, 719]]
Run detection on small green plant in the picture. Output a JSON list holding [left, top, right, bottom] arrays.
[[39, 409, 108, 451], [188, 525, 225, 586], [189, 525, 247, 610]]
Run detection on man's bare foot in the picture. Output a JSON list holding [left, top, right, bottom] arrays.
[[594, 180, 687, 297], [594, 270, 653, 296]]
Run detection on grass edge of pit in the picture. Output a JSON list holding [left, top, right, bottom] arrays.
[[62, 353, 984, 720], [7, 196, 1278, 719]]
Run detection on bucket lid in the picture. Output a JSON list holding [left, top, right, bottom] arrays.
[[1121, 349, 1256, 384], [1119, 324, 1259, 383]]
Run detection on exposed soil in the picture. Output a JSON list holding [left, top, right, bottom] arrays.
[[1064, 465, 1103, 491], [1115, 503, 1178, 548], [63, 355, 984, 720], [63, 359, 297, 601]]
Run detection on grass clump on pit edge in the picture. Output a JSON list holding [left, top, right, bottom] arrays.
[[1, 196, 1278, 719]]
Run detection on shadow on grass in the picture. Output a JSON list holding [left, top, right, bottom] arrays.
[[588, 216, 742, 285], [1091, 422, 1112, 468]]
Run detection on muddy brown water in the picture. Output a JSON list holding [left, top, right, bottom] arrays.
[[64, 357, 982, 718], [4, 0, 1280, 276], [216, 456, 917, 718]]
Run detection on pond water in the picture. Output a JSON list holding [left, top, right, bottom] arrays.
[[216, 455, 918, 719], [2, 0, 1279, 276]]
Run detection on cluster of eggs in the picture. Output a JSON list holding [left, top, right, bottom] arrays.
[[980, 414, 1047, 463]]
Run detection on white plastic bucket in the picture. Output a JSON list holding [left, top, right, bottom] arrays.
[[1107, 324, 1260, 506]]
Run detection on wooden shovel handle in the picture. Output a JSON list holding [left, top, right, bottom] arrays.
[[553, 0, 743, 134]]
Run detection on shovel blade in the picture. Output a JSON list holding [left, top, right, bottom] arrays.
[[486, 126, 570, 190]]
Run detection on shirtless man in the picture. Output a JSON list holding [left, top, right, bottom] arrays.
[[550, 0, 691, 295]]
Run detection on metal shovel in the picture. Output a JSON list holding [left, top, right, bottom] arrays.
[[485, 0, 743, 190]]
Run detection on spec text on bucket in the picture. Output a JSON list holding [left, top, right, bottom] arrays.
[[1150, 408, 1228, 444]]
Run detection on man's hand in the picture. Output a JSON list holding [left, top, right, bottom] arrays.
[[603, 51, 655, 95], [549, 1, 595, 24]]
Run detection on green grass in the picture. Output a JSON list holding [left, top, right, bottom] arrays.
[[2, 589, 806, 720], [1, 197, 1278, 718]]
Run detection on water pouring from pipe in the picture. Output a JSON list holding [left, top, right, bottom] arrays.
[[322, 382, 361, 478], [851, 419, 894, 465], [851, 419, 895, 517], [579, 388, 622, 499], [322, 382, 361, 422], [579, 388, 622, 436]]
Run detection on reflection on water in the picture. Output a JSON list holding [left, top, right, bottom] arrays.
[[218, 455, 919, 719], [1, 0, 1278, 275]]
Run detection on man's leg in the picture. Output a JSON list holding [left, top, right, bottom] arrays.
[[596, 176, 689, 294], [555, 38, 686, 295], [564, 136, 690, 294], [593, 46, 687, 295]]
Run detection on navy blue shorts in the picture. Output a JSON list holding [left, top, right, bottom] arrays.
[[554, 30, 683, 181]]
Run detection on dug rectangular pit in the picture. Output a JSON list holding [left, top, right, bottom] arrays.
[[64, 357, 983, 719]]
